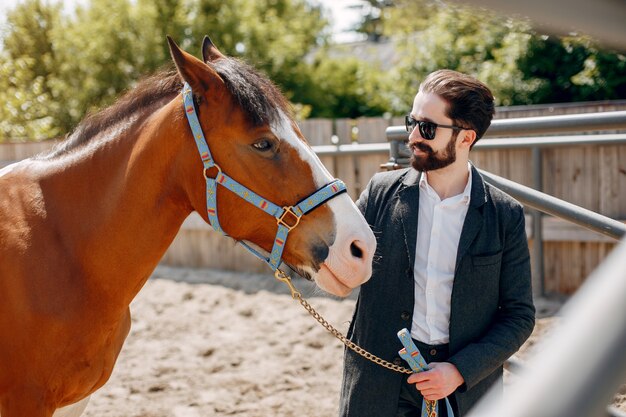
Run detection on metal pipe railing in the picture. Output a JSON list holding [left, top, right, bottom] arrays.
[[386, 111, 626, 140], [477, 170, 626, 240], [385, 132, 626, 152]]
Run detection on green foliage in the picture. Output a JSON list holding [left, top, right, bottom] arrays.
[[0, 1, 65, 139], [0, 0, 330, 141], [2, 0, 625, 141], [382, 0, 626, 111], [383, 1, 538, 109], [519, 35, 626, 102], [350, 0, 395, 42], [298, 54, 392, 118]]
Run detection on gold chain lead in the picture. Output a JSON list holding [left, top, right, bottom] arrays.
[[275, 270, 412, 375], [275, 270, 438, 416]]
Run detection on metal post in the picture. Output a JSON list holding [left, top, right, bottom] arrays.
[[531, 147, 545, 297]]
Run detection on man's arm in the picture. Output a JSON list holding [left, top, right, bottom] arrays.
[[447, 205, 535, 392]]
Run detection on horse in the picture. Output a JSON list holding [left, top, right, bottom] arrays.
[[0, 36, 376, 417]]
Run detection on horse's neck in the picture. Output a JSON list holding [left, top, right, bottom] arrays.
[[39, 102, 194, 305]]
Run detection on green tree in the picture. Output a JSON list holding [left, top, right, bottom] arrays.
[[0, 0, 330, 141], [299, 54, 392, 118], [350, 0, 395, 42], [383, 0, 537, 110], [186, 0, 328, 105], [382, 0, 626, 110], [519, 35, 626, 102], [0, 0, 65, 139]]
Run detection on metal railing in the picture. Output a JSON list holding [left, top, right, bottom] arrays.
[[385, 110, 626, 140]]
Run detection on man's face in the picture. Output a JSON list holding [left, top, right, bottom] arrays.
[[408, 91, 458, 172]]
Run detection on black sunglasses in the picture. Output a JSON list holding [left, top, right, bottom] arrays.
[[405, 114, 464, 140]]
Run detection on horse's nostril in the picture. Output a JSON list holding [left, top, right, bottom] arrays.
[[350, 241, 364, 259]]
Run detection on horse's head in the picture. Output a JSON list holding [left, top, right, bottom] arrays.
[[167, 37, 375, 297]]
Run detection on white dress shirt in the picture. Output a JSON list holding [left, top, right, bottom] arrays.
[[411, 164, 472, 345]]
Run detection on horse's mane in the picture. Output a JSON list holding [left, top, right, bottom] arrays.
[[42, 57, 291, 159], [212, 58, 291, 127]]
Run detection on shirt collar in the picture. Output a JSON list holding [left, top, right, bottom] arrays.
[[419, 162, 472, 206]]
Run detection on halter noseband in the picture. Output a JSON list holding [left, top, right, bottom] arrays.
[[182, 82, 346, 272]]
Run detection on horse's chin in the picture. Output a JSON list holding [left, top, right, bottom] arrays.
[[313, 263, 353, 298]]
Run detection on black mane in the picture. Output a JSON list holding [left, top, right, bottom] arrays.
[[211, 58, 290, 127]]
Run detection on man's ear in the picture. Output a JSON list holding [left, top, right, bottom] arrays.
[[167, 36, 223, 94], [202, 35, 225, 63], [459, 129, 477, 149]]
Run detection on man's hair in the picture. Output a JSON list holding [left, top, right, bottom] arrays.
[[419, 69, 495, 146]]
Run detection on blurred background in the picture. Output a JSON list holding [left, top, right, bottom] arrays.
[[0, 0, 625, 142]]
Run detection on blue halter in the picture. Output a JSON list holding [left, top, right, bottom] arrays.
[[181, 82, 347, 272]]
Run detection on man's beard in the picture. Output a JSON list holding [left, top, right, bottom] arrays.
[[410, 134, 457, 172]]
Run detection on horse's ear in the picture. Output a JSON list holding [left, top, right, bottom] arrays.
[[202, 35, 225, 63], [167, 36, 222, 94]]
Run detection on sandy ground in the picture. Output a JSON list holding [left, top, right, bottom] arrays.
[[81, 266, 625, 417]]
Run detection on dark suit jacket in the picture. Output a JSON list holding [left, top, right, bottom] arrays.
[[340, 166, 535, 417]]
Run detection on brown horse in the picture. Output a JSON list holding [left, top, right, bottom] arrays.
[[0, 37, 376, 417]]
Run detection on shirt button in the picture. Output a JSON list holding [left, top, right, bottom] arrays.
[[393, 357, 404, 366], [430, 349, 437, 356], [401, 311, 411, 321]]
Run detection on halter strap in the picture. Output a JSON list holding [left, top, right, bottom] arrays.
[[398, 329, 456, 417], [181, 82, 347, 272]]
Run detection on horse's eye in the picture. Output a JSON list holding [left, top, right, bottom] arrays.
[[252, 139, 273, 152]]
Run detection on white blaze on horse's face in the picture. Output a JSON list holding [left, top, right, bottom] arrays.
[[271, 113, 376, 296]]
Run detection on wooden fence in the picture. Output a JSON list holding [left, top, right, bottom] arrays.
[[2, 100, 626, 295]]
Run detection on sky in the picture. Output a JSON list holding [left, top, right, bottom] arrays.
[[0, 0, 364, 43], [316, 0, 365, 42]]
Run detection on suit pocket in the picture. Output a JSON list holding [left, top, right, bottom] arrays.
[[469, 252, 503, 299], [471, 252, 502, 266]]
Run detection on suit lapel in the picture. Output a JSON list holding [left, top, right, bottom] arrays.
[[397, 170, 421, 269], [455, 165, 488, 270]]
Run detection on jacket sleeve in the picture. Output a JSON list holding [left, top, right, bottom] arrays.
[[448, 205, 536, 391]]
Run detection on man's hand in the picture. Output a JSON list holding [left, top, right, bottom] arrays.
[[407, 362, 464, 401]]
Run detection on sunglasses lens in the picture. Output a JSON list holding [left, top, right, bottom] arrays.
[[405, 115, 413, 133], [420, 121, 437, 140]]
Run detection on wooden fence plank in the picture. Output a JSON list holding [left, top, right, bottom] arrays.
[[298, 118, 333, 146], [356, 117, 390, 144], [334, 118, 355, 145]]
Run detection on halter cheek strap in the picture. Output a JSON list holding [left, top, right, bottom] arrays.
[[181, 82, 346, 271]]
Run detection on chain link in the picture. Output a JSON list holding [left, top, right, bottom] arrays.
[[275, 270, 441, 414], [297, 291, 442, 416], [293, 291, 412, 375]]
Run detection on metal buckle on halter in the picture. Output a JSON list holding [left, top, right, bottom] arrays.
[[277, 206, 301, 231], [203, 164, 222, 180]]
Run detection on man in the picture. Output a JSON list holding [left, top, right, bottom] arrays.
[[339, 69, 535, 417]]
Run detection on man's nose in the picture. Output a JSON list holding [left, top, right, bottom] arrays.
[[409, 127, 424, 141]]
